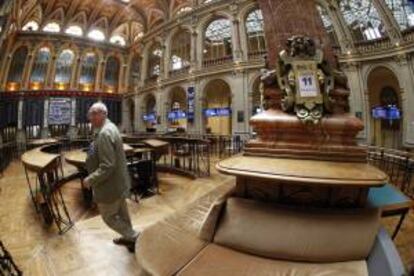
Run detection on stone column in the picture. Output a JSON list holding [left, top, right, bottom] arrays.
[[156, 90, 167, 133], [41, 97, 50, 138], [71, 57, 82, 90], [140, 45, 149, 85], [118, 63, 126, 93], [342, 62, 367, 142], [23, 50, 36, 90], [231, 17, 243, 62], [324, 2, 355, 53], [47, 55, 57, 88], [95, 59, 106, 92], [190, 29, 198, 71], [68, 97, 78, 140], [257, 0, 335, 68], [230, 71, 249, 135], [16, 97, 26, 151], [195, 82, 204, 134], [392, 55, 414, 147], [135, 94, 145, 133]]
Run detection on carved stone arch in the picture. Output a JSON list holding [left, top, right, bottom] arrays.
[[67, 11, 87, 31], [21, 0, 38, 20], [91, 17, 109, 36], [172, 3, 192, 17], [197, 11, 234, 34], [363, 62, 403, 92], [44, 7, 65, 26], [21, 4, 42, 28], [238, 1, 260, 23]]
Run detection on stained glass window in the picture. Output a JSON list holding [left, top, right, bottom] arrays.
[[384, 0, 414, 30], [54, 49, 75, 84], [80, 52, 98, 85], [104, 56, 120, 90], [204, 18, 232, 64], [245, 9, 266, 57], [65, 25, 83, 36], [30, 47, 50, 84], [22, 21, 39, 31], [170, 31, 191, 71], [7, 46, 28, 83], [43, 22, 61, 33], [339, 0, 386, 41]]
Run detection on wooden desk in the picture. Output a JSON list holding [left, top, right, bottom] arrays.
[[217, 155, 387, 187], [21, 146, 60, 173], [65, 144, 136, 169], [217, 155, 388, 207], [27, 138, 59, 147], [21, 146, 73, 233]]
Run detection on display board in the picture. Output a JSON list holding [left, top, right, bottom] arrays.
[[49, 97, 72, 125]]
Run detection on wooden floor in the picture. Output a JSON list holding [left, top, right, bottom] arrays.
[[0, 159, 413, 275]]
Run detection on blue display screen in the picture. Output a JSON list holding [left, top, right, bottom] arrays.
[[387, 106, 401, 120], [204, 108, 231, 117], [372, 106, 387, 119], [372, 106, 401, 120], [168, 111, 187, 121], [143, 113, 156, 122]]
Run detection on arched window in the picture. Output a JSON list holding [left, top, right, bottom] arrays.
[[203, 18, 232, 66], [7, 46, 28, 90], [110, 35, 126, 46], [30, 47, 51, 88], [129, 55, 141, 89], [22, 21, 39, 31], [65, 25, 83, 36], [317, 5, 339, 47], [147, 43, 162, 81], [54, 49, 75, 88], [245, 9, 266, 58], [104, 56, 120, 93], [384, 0, 414, 31], [88, 29, 105, 41], [170, 30, 191, 74], [43, 22, 61, 33], [79, 52, 98, 89], [339, 0, 386, 41]]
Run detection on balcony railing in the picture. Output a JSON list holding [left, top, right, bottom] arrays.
[[203, 56, 233, 68]]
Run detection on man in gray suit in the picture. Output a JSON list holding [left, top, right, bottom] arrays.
[[84, 102, 138, 252]]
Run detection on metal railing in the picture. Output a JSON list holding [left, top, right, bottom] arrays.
[[0, 141, 17, 176], [368, 146, 414, 199], [0, 241, 22, 276]]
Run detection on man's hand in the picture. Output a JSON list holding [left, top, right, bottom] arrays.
[[83, 177, 92, 189]]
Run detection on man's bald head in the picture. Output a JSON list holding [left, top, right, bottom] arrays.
[[88, 102, 108, 128]]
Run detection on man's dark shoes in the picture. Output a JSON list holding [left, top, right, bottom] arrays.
[[113, 237, 135, 253]]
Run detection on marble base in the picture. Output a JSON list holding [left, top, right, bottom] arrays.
[[247, 110, 366, 162]]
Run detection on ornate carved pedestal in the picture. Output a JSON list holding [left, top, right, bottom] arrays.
[[217, 35, 388, 208]]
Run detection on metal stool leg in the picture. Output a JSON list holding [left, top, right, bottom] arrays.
[[392, 210, 408, 240]]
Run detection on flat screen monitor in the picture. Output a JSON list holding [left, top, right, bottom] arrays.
[[372, 106, 387, 119]]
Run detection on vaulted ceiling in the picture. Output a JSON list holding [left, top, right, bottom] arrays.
[[18, 0, 192, 43]]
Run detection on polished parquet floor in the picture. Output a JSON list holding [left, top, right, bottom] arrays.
[[0, 158, 413, 275]]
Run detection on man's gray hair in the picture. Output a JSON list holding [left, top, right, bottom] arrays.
[[89, 102, 108, 116]]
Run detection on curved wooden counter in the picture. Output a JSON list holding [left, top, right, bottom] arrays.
[[65, 143, 135, 169], [216, 155, 388, 187], [21, 145, 60, 173]]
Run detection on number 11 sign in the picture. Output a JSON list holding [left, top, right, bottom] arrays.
[[298, 73, 318, 98]]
